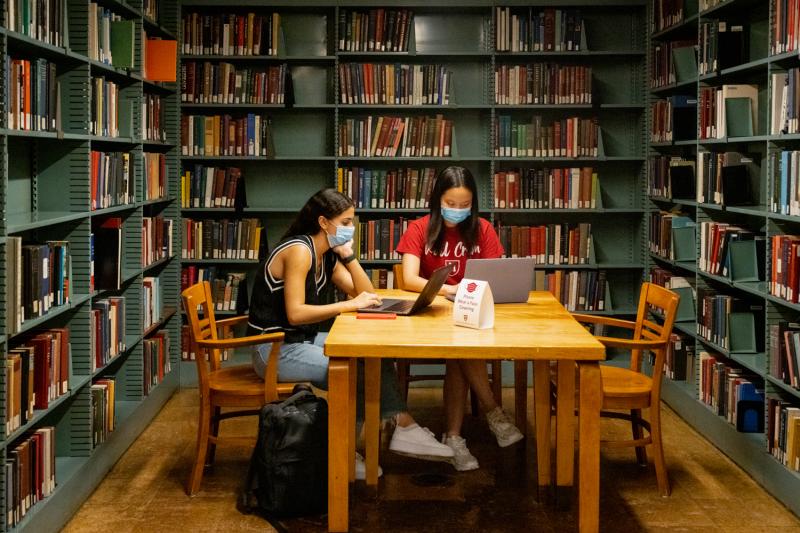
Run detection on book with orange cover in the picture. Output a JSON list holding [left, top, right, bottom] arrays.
[[145, 39, 178, 82]]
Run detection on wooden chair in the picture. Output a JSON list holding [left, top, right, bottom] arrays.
[[392, 264, 503, 413], [181, 280, 297, 496], [569, 281, 680, 496]]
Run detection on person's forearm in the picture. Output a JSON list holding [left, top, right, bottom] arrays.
[[402, 273, 429, 293], [345, 259, 374, 295], [287, 300, 356, 326]]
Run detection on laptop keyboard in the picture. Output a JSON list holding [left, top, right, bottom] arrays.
[[383, 300, 415, 313]]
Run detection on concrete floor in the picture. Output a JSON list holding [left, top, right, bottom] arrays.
[[64, 388, 800, 532]]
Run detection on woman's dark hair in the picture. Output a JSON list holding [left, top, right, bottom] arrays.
[[282, 188, 354, 240], [426, 166, 480, 255]]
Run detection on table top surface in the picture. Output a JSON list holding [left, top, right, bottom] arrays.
[[324, 290, 606, 360]]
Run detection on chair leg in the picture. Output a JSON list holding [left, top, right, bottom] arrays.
[[650, 404, 671, 497], [631, 408, 647, 466], [396, 361, 410, 403], [206, 406, 222, 466], [187, 399, 211, 496]]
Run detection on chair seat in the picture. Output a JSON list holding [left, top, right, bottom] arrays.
[[601, 366, 652, 397], [208, 365, 295, 397]]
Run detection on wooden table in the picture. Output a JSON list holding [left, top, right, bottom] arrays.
[[324, 290, 606, 532]]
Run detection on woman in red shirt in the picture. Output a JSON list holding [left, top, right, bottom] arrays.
[[395, 166, 523, 471]]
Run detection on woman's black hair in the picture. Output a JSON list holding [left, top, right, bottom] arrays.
[[282, 188, 354, 240], [426, 166, 480, 255]]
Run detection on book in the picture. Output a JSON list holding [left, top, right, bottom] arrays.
[[495, 7, 584, 52], [4, 426, 56, 528], [182, 12, 280, 56], [92, 218, 122, 291], [531, 269, 607, 312], [181, 218, 263, 260], [142, 216, 174, 267], [496, 222, 592, 265], [109, 20, 135, 68], [339, 63, 451, 105], [725, 97, 754, 137], [494, 63, 591, 105], [339, 8, 413, 52], [144, 38, 178, 82], [182, 62, 288, 104], [90, 151, 133, 210], [6, 57, 59, 131], [181, 114, 275, 157]]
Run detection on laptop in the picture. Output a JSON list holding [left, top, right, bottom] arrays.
[[445, 257, 535, 303], [358, 264, 453, 315]]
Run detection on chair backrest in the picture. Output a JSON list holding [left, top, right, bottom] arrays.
[[393, 263, 405, 290], [631, 282, 680, 396], [181, 281, 223, 390]]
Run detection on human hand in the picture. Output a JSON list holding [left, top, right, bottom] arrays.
[[333, 239, 355, 259], [351, 291, 382, 310], [440, 284, 458, 297]]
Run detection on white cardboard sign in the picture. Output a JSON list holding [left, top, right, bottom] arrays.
[[452, 278, 494, 329]]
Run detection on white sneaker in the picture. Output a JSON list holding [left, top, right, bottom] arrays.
[[354, 452, 383, 481], [443, 435, 479, 472], [486, 407, 524, 447], [389, 423, 455, 461]]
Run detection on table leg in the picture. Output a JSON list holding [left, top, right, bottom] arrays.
[[328, 358, 351, 532], [348, 358, 357, 482], [556, 360, 576, 490], [364, 359, 381, 487], [533, 361, 551, 489], [578, 362, 602, 533], [514, 361, 528, 436]]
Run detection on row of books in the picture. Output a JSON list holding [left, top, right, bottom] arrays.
[[180, 218, 263, 260], [354, 218, 410, 261], [698, 20, 746, 75], [364, 268, 397, 290], [142, 217, 174, 267], [772, 0, 800, 55], [698, 222, 765, 278], [338, 63, 451, 106], [495, 7, 584, 53], [181, 62, 288, 105], [699, 84, 759, 139], [6, 57, 59, 132], [337, 8, 412, 52], [88, 3, 135, 68], [338, 115, 453, 158], [771, 69, 800, 136], [652, 0, 684, 33], [651, 96, 696, 143], [181, 165, 244, 209], [648, 156, 695, 199], [700, 351, 765, 433], [534, 269, 607, 312], [337, 166, 436, 209], [91, 151, 133, 211], [649, 211, 693, 260], [662, 333, 695, 382], [142, 94, 166, 143], [771, 235, 800, 304], [772, 150, 800, 216], [6, 329, 69, 434], [494, 115, 599, 158], [496, 223, 592, 265], [5, 239, 71, 335], [5, 0, 65, 46], [697, 289, 764, 352], [5, 427, 56, 528], [181, 12, 281, 56], [180, 267, 247, 312], [493, 167, 598, 209], [768, 397, 800, 472], [144, 331, 171, 396], [651, 40, 694, 88], [769, 321, 800, 390], [181, 325, 229, 362], [143, 276, 162, 331], [92, 298, 126, 372], [494, 64, 592, 106], [91, 378, 116, 448], [181, 114, 275, 157], [143, 152, 167, 201], [696, 151, 754, 206], [143, 0, 158, 21], [90, 76, 121, 138]]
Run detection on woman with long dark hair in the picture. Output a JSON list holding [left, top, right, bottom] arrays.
[[249, 188, 453, 478], [395, 167, 523, 471]]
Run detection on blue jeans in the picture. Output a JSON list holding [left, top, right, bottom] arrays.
[[253, 332, 407, 421]]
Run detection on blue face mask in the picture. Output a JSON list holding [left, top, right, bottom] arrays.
[[441, 206, 471, 224], [326, 223, 355, 248]]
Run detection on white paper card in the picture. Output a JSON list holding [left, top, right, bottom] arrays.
[[452, 279, 494, 329]]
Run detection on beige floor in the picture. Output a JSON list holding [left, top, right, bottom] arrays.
[[63, 388, 800, 532]]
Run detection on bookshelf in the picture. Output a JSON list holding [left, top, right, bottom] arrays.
[[647, 0, 800, 516], [0, 0, 181, 530]]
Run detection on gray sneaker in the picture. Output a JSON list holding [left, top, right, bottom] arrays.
[[443, 435, 479, 471], [486, 407, 524, 447]]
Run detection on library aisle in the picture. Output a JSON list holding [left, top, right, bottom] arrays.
[[63, 389, 800, 532]]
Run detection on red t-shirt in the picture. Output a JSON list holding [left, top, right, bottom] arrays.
[[395, 215, 504, 285]]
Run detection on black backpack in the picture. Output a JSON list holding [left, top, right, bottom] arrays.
[[239, 384, 328, 520]]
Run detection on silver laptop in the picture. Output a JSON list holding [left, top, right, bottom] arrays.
[[445, 257, 535, 303]]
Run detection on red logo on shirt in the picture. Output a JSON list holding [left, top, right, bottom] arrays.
[[466, 282, 478, 293]]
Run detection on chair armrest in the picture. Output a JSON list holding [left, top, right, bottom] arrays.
[[215, 315, 250, 328], [593, 336, 667, 350], [571, 313, 636, 330], [197, 332, 285, 350]]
